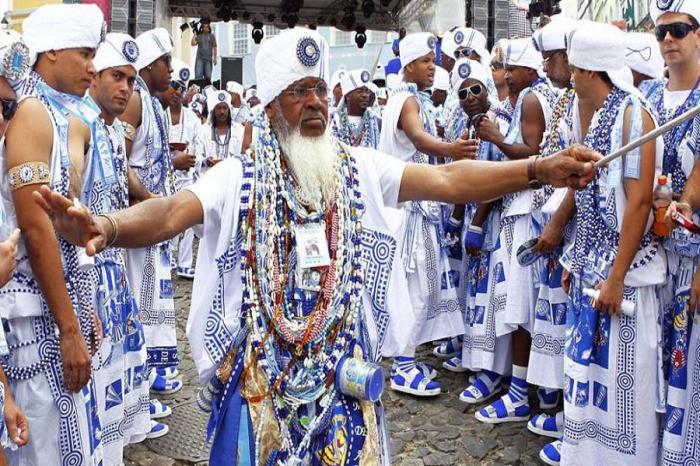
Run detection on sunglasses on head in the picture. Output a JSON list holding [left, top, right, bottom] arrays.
[[0, 98, 18, 121], [454, 48, 474, 59], [458, 83, 483, 101], [655, 22, 699, 41]]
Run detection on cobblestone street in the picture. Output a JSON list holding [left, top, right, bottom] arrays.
[[124, 276, 551, 466]]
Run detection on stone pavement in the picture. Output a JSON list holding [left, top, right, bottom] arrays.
[[124, 276, 553, 465]]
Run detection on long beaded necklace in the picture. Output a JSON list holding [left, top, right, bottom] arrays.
[[239, 113, 365, 463], [334, 105, 379, 148], [212, 124, 232, 159]]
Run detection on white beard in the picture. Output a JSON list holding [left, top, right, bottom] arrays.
[[278, 127, 338, 205]]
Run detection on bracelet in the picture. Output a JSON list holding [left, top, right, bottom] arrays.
[[122, 122, 136, 142], [97, 214, 118, 249], [527, 155, 543, 189]]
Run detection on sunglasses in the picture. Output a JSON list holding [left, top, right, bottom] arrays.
[[458, 84, 483, 101], [0, 98, 18, 121], [655, 22, 699, 41], [454, 48, 474, 59]]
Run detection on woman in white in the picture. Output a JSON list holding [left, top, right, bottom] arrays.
[[197, 90, 245, 172]]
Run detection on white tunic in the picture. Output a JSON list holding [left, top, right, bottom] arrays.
[[167, 106, 202, 191]]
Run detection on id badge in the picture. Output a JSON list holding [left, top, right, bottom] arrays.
[[295, 222, 331, 269]]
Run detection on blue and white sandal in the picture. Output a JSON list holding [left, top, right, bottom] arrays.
[[390, 366, 441, 397], [442, 356, 468, 373], [539, 437, 562, 465], [151, 374, 183, 395], [146, 420, 169, 439], [474, 394, 530, 424], [538, 388, 560, 410], [150, 399, 172, 419], [528, 411, 564, 438], [416, 362, 437, 380], [459, 372, 502, 404], [432, 337, 462, 358], [155, 366, 180, 380]]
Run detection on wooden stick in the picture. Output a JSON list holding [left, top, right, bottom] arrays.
[[594, 104, 700, 167]]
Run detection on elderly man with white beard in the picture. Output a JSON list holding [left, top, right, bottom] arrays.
[[34, 28, 600, 465]]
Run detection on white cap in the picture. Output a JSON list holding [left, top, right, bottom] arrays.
[[340, 68, 372, 97], [207, 90, 231, 112], [172, 58, 192, 85], [255, 27, 329, 107], [568, 21, 636, 94], [93, 33, 139, 73], [400, 32, 438, 70], [532, 18, 578, 52], [135, 28, 173, 71], [330, 67, 346, 90], [432, 66, 450, 91], [23, 4, 106, 66], [625, 32, 665, 80], [504, 38, 542, 70], [455, 28, 490, 67], [651, 0, 700, 25], [226, 80, 244, 96], [451, 58, 491, 90]]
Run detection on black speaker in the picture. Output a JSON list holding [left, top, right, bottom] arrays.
[[221, 56, 243, 87]]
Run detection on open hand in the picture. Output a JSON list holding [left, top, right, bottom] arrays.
[[4, 396, 29, 446], [32, 186, 108, 256], [450, 138, 479, 161], [0, 229, 20, 287], [537, 144, 601, 189]]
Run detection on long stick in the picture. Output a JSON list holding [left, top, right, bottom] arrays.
[[594, 104, 700, 167]]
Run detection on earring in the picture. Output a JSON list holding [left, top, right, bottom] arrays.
[[147, 65, 153, 70]]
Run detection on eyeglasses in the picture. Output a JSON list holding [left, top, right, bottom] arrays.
[[458, 84, 483, 101], [655, 22, 699, 41], [282, 81, 328, 102], [454, 48, 474, 59], [0, 98, 18, 121], [170, 80, 185, 92]]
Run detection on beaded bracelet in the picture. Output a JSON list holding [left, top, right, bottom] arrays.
[[97, 213, 118, 248]]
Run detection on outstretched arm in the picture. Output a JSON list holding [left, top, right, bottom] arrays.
[[398, 144, 599, 204]]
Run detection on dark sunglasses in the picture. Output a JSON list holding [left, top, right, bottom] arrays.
[[454, 48, 474, 59], [655, 22, 699, 41], [458, 84, 483, 101], [170, 80, 185, 92], [0, 98, 18, 121]]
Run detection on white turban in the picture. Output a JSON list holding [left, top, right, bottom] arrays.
[[625, 32, 665, 80], [386, 73, 402, 90], [93, 33, 139, 73], [226, 80, 244, 96], [255, 27, 329, 108], [651, 0, 700, 25], [532, 18, 577, 52], [340, 68, 372, 97], [400, 32, 438, 70], [0, 30, 31, 86], [504, 38, 542, 70], [432, 66, 450, 91], [455, 28, 491, 67], [568, 21, 636, 94], [135, 28, 173, 71], [244, 87, 258, 101], [171, 58, 192, 85], [451, 58, 491, 91], [441, 29, 460, 58], [23, 4, 105, 66], [330, 68, 346, 91], [207, 90, 231, 111]]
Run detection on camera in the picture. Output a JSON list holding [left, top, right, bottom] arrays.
[[181, 17, 211, 35], [527, 0, 561, 19]]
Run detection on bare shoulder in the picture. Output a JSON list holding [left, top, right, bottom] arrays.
[[121, 90, 142, 128], [5, 97, 53, 165]]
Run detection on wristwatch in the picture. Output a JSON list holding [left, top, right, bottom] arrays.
[[527, 154, 543, 189]]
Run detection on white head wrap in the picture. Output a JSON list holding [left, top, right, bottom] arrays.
[[23, 4, 105, 66], [625, 32, 665, 80], [135, 28, 173, 71], [399, 32, 438, 70], [432, 66, 450, 91], [0, 30, 31, 86], [93, 33, 139, 73], [451, 58, 491, 90], [207, 90, 231, 111], [190, 101, 203, 114], [255, 27, 329, 108], [330, 68, 346, 91], [568, 21, 636, 94], [244, 87, 258, 101], [171, 58, 192, 86], [453, 28, 491, 67], [340, 68, 372, 97], [504, 38, 542, 70], [441, 29, 460, 58], [386, 73, 402, 90], [226, 80, 244, 96], [651, 0, 700, 25], [532, 18, 577, 52]]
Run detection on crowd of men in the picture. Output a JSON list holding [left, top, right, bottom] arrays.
[[0, 0, 696, 465]]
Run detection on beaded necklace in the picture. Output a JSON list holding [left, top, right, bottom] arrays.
[[211, 124, 232, 159], [239, 113, 365, 463], [332, 105, 379, 149]]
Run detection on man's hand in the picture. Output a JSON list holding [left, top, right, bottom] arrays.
[[4, 395, 29, 446], [533, 221, 564, 254], [449, 138, 479, 161], [594, 278, 624, 316], [59, 327, 92, 393], [665, 201, 692, 231], [32, 186, 108, 256], [537, 144, 601, 189], [213, 56, 218, 66], [561, 269, 571, 294], [172, 152, 197, 171], [476, 118, 504, 145], [206, 156, 223, 167], [0, 229, 20, 288]]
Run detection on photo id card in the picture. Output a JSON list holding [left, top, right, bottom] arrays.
[[295, 222, 331, 269]]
